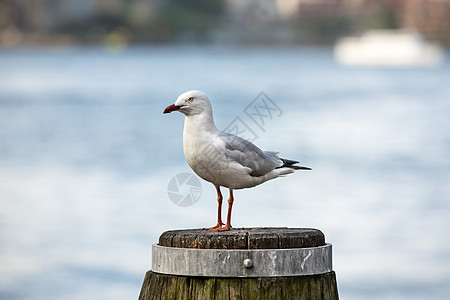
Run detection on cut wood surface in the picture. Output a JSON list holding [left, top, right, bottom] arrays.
[[159, 227, 325, 249]]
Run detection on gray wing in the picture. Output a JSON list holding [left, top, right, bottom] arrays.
[[220, 132, 283, 177]]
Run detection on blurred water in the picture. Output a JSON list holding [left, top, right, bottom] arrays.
[[0, 46, 449, 300]]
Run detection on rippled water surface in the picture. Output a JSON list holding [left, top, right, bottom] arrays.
[[1, 46, 449, 299]]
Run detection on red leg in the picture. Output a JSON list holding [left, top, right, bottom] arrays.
[[216, 189, 233, 231], [203, 185, 224, 230]]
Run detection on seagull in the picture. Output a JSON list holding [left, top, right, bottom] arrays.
[[163, 90, 311, 231]]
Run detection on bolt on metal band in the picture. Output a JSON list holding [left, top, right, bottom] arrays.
[[152, 243, 333, 277]]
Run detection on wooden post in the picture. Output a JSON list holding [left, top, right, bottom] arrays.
[[139, 228, 339, 300]]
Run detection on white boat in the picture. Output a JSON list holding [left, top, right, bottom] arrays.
[[334, 30, 445, 67]]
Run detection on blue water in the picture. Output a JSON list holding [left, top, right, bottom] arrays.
[[1, 46, 450, 299]]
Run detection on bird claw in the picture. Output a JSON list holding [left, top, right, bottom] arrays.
[[202, 222, 224, 231], [216, 225, 232, 231], [205, 224, 232, 231]]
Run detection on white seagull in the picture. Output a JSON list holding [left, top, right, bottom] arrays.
[[163, 90, 311, 231]]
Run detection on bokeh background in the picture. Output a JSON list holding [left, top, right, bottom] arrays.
[[1, 1, 450, 299]]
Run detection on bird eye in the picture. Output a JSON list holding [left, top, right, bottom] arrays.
[[187, 97, 194, 102]]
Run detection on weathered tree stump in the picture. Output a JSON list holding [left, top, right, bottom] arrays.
[[139, 228, 339, 300]]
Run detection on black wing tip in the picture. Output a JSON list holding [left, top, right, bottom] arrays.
[[280, 158, 298, 166], [280, 158, 312, 170], [291, 165, 312, 170]]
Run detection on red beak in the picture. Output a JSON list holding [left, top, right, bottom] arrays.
[[163, 104, 181, 114]]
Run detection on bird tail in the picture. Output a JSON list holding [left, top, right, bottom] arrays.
[[278, 158, 312, 171], [257, 158, 310, 184]]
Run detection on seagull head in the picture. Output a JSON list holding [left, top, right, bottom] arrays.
[[163, 90, 212, 117]]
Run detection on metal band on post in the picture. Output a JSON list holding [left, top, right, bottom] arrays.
[[152, 243, 332, 277]]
